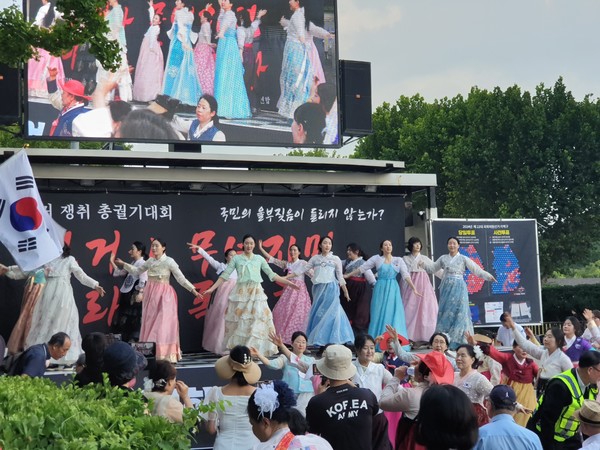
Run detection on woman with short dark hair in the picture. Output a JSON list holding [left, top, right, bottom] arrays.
[[144, 360, 193, 423]]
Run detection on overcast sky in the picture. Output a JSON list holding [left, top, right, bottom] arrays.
[[5, 0, 599, 155]]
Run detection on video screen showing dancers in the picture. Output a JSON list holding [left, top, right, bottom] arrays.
[[24, 0, 341, 148]]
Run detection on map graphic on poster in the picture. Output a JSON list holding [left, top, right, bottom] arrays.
[[431, 219, 542, 326]]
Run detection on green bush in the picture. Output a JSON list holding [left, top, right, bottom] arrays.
[[542, 284, 600, 321], [0, 376, 203, 449]]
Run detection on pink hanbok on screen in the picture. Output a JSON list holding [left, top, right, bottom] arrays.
[[133, 19, 165, 102]]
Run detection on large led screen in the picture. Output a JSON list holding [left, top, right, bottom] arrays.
[[25, 0, 340, 147]]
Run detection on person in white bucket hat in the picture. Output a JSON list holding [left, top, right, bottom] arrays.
[[306, 345, 379, 450]]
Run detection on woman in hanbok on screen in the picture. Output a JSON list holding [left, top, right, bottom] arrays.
[[420, 236, 496, 349], [213, 0, 251, 119], [132, 14, 165, 102], [277, 0, 314, 119], [162, 0, 202, 106], [193, 9, 216, 95], [27, 0, 65, 98], [236, 8, 266, 112], [96, 0, 133, 102], [401, 237, 438, 343]]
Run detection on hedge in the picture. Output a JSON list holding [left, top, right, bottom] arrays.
[[542, 284, 600, 322]]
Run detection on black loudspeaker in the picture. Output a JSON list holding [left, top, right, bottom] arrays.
[[339, 60, 372, 136], [0, 64, 21, 125]]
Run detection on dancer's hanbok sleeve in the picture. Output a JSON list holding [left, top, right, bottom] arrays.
[[308, 22, 329, 40], [333, 256, 346, 286], [462, 255, 494, 281], [197, 247, 227, 274], [68, 257, 99, 289], [359, 254, 379, 274], [259, 256, 278, 281], [167, 257, 195, 291], [392, 257, 411, 280], [5, 265, 27, 280], [512, 327, 545, 360]]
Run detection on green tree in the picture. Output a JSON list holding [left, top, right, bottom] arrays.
[[0, 124, 104, 149], [0, 0, 120, 70], [354, 78, 600, 276]]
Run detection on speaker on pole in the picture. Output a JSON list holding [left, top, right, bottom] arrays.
[[339, 60, 372, 137], [0, 64, 21, 126]]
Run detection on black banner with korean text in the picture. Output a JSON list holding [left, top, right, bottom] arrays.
[[0, 192, 404, 353], [430, 219, 542, 327]]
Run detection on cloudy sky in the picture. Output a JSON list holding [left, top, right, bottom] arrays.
[[221, 0, 600, 156]]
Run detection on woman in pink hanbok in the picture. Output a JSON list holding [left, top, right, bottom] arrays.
[[27, 0, 65, 98], [258, 241, 312, 345], [188, 243, 237, 355], [193, 9, 216, 95], [115, 238, 200, 362], [133, 14, 165, 102], [401, 237, 439, 342]]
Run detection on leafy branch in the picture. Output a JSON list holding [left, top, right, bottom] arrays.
[[0, 0, 121, 71]]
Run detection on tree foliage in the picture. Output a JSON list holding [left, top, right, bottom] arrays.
[[0, 0, 120, 71], [0, 124, 104, 149], [354, 79, 600, 277]]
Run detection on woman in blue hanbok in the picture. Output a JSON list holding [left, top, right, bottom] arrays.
[[301, 236, 353, 346], [345, 240, 419, 348], [213, 0, 251, 119], [162, 0, 202, 106], [277, 0, 314, 119], [421, 237, 496, 350]]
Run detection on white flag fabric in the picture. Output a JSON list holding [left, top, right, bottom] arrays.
[[0, 151, 66, 271]]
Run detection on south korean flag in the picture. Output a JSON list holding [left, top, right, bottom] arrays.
[[0, 150, 65, 271]]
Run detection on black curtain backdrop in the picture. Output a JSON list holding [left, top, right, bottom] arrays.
[[0, 192, 404, 353]]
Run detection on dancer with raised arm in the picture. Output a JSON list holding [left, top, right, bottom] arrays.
[[257, 240, 311, 344], [201, 234, 299, 356], [420, 236, 496, 349], [109, 241, 148, 342], [345, 239, 419, 345], [115, 238, 200, 362], [187, 242, 237, 355]]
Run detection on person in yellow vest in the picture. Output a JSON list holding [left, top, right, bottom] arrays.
[[527, 350, 600, 450]]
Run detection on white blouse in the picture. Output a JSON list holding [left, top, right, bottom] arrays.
[[123, 254, 195, 292], [512, 327, 573, 379], [302, 253, 345, 286], [359, 254, 410, 280], [197, 247, 237, 279]]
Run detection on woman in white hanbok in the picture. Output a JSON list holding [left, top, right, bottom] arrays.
[[26, 246, 106, 364]]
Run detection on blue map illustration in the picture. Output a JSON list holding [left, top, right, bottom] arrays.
[[491, 244, 520, 293]]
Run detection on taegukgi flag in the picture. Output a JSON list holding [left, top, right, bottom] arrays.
[[0, 150, 66, 271]]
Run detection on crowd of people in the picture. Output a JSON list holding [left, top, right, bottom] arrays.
[[28, 0, 338, 145], [5, 233, 600, 449]]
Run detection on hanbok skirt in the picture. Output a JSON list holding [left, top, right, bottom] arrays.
[[110, 286, 142, 342], [132, 35, 164, 102], [272, 278, 311, 344], [372, 412, 393, 450], [277, 39, 313, 118], [307, 38, 325, 85], [395, 415, 425, 450], [193, 43, 215, 95], [342, 276, 371, 333], [305, 282, 354, 346], [509, 379, 536, 426], [223, 281, 277, 356], [163, 31, 202, 106], [139, 280, 181, 362], [28, 48, 65, 98], [214, 29, 251, 118], [202, 277, 236, 355], [401, 272, 438, 342], [368, 264, 409, 349], [26, 276, 83, 364], [7, 280, 45, 354], [436, 275, 473, 349]]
